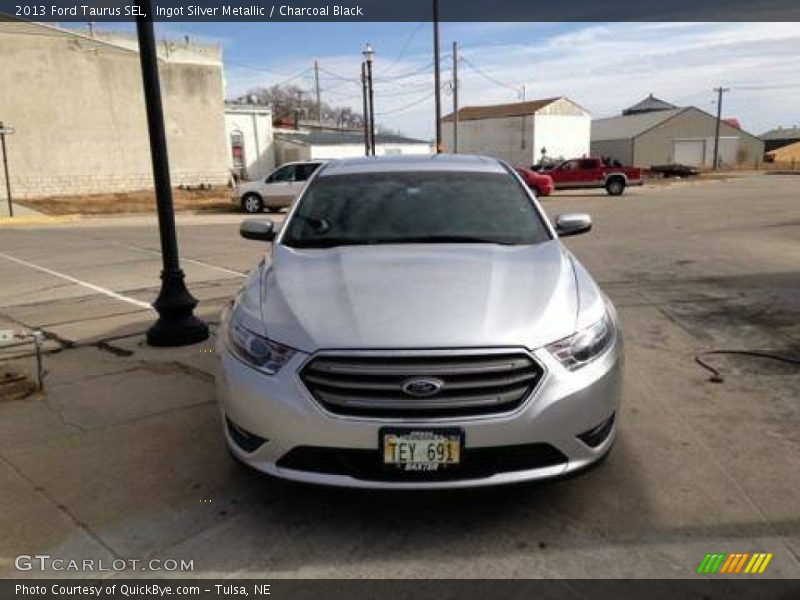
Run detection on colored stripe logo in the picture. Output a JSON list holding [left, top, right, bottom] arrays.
[[696, 552, 773, 574]]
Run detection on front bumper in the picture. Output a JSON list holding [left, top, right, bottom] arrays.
[[215, 339, 623, 489]]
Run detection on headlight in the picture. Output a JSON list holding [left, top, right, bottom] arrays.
[[226, 311, 295, 375], [546, 312, 615, 370]]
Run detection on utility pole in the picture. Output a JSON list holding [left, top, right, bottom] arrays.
[[361, 61, 370, 156], [713, 86, 730, 170], [314, 59, 321, 124], [363, 43, 376, 156], [135, 0, 208, 347], [432, 0, 442, 153], [520, 85, 526, 150], [452, 41, 459, 154], [0, 121, 14, 218]]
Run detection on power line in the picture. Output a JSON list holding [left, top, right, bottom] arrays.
[[731, 82, 800, 90], [459, 55, 520, 94], [375, 91, 435, 116], [226, 63, 313, 87], [379, 22, 426, 76]]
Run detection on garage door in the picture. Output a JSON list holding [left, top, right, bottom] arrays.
[[673, 140, 706, 166]]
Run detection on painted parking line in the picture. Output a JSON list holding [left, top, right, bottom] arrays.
[[114, 241, 248, 278], [0, 251, 153, 311]]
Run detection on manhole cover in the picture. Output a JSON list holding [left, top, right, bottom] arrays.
[[0, 371, 38, 402]]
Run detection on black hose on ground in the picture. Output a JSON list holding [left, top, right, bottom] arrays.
[[695, 350, 800, 383]]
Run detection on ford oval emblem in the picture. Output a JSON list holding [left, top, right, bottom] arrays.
[[402, 377, 444, 397]]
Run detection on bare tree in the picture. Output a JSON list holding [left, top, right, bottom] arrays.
[[231, 85, 364, 128]]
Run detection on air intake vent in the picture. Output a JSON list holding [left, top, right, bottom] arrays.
[[300, 352, 544, 418]]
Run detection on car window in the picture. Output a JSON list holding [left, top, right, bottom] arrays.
[[268, 165, 296, 183], [282, 171, 551, 248], [579, 159, 598, 169], [294, 163, 321, 182], [560, 160, 579, 171]]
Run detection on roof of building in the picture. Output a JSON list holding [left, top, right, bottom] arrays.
[[622, 94, 677, 115], [0, 20, 221, 65], [225, 102, 272, 115], [593, 105, 763, 144], [441, 98, 564, 123], [275, 130, 430, 146], [319, 154, 505, 177], [591, 107, 686, 141], [759, 126, 800, 140]]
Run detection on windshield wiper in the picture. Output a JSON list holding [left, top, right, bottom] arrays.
[[376, 235, 519, 245], [285, 235, 522, 248], [284, 238, 369, 249]]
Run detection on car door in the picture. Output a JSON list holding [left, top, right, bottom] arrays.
[[577, 159, 602, 186], [551, 160, 581, 188], [261, 164, 298, 208]]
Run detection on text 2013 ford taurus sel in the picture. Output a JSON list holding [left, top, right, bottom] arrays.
[[216, 154, 623, 489]]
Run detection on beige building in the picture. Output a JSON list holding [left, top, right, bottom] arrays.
[[0, 21, 229, 200], [591, 96, 764, 168]]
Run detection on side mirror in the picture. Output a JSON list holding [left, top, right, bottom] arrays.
[[555, 213, 592, 237], [240, 219, 277, 242]]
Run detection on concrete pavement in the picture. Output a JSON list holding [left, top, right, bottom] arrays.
[[0, 174, 798, 578]]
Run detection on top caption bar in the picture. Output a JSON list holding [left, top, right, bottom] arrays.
[[1, 0, 799, 21]]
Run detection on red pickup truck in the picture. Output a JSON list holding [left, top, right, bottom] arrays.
[[542, 157, 643, 195]]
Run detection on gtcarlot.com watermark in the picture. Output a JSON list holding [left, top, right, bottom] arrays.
[[15, 554, 194, 573]]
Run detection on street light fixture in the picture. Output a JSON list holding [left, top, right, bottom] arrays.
[[362, 43, 376, 156], [362, 42, 374, 63]]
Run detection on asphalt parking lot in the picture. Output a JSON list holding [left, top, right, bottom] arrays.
[[0, 173, 798, 579]]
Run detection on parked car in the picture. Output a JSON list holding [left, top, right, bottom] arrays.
[[233, 161, 325, 213], [217, 154, 623, 489], [516, 166, 554, 196], [543, 157, 642, 195]]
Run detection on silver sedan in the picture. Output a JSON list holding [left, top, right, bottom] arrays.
[[216, 154, 623, 489]]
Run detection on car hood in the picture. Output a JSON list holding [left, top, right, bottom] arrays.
[[257, 241, 580, 353]]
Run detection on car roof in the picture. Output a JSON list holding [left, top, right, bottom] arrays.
[[278, 160, 326, 167], [317, 154, 507, 177]]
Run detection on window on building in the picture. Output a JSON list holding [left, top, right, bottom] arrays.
[[230, 131, 245, 169]]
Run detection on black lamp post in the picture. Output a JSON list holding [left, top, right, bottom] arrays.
[[136, 0, 209, 347], [363, 43, 376, 156], [432, 0, 442, 153]]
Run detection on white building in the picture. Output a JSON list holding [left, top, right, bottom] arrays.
[[274, 130, 432, 164], [441, 97, 591, 166], [225, 104, 275, 181]]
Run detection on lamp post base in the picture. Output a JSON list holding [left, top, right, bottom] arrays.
[[146, 269, 210, 347]]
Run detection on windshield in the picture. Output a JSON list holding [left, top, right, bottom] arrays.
[[281, 171, 551, 248]]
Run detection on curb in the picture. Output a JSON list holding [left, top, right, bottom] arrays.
[[0, 215, 81, 227]]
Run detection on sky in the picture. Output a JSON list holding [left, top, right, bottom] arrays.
[[96, 21, 800, 140]]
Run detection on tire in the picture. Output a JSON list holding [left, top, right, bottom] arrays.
[[241, 193, 264, 214], [605, 177, 625, 196]]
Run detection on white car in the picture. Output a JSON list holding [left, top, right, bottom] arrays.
[[233, 161, 325, 213]]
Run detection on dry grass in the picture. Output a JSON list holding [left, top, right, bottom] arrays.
[[17, 187, 234, 216]]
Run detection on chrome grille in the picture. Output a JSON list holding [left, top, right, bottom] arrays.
[[300, 352, 543, 417]]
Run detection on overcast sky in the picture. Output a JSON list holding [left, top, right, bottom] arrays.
[[136, 21, 800, 139]]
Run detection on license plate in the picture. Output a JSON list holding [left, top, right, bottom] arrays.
[[380, 428, 463, 471]]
